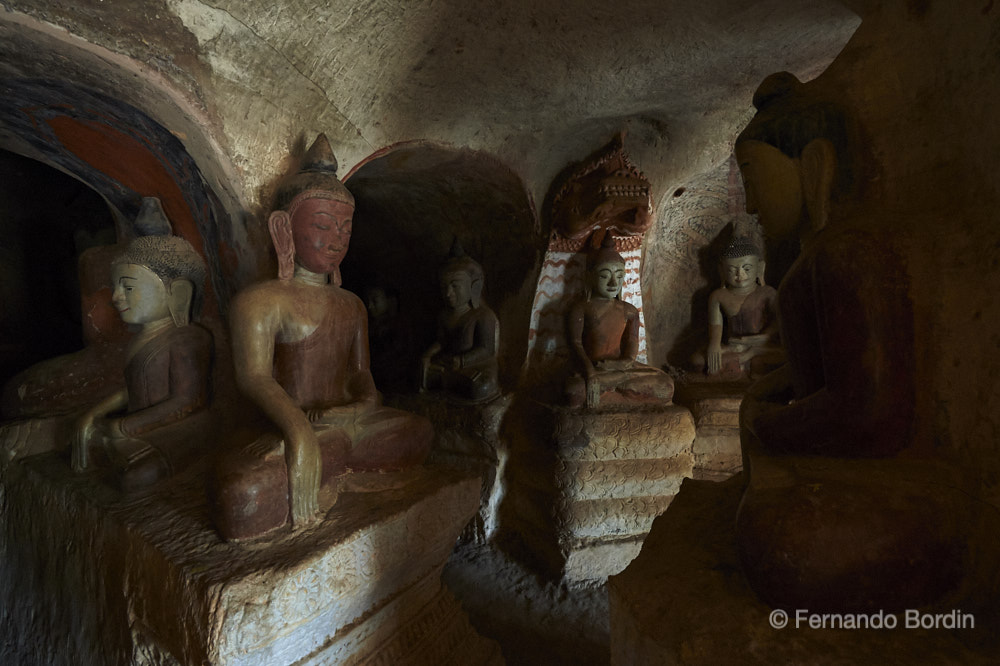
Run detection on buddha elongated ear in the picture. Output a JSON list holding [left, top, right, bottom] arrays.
[[470, 275, 483, 308], [758, 259, 767, 286], [167, 279, 194, 327], [268, 210, 295, 280], [799, 137, 837, 235]]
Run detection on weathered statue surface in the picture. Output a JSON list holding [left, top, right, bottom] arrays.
[[420, 240, 500, 403], [692, 236, 781, 377], [734, 73, 967, 612], [214, 135, 432, 541], [71, 199, 213, 491], [550, 132, 653, 248], [565, 237, 674, 408]]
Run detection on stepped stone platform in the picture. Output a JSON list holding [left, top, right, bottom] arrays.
[[672, 379, 748, 481], [502, 401, 695, 582], [0, 454, 502, 666], [389, 393, 512, 544]]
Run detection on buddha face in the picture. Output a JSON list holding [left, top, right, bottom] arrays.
[[591, 260, 626, 300], [442, 270, 473, 311], [722, 255, 760, 290], [736, 140, 805, 240], [291, 198, 354, 274], [111, 263, 171, 326]]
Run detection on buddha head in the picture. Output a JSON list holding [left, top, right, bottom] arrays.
[[440, 238, 484, 311], [735, 72, 855, 241], [111, 233, 207, 328], [269, 134, 356, 285], [585, 235, 626, 301], [719, 236, 765, 290]]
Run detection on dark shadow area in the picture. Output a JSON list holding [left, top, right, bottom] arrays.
[[0, 149, 116, 387], [343, 143, 541, 394]]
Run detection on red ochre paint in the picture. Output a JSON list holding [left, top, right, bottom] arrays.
[[44, 114, 219, 317]]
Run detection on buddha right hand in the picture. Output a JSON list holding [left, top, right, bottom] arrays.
[[585, 375, 601, 408], [71, 413, 96, 472], [286, 428, 322, 526], [707, 344, 723, 374]]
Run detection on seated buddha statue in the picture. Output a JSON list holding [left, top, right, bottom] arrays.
[[734, 72, 972, 612], [214, 135, 432, 541], [691, 236, 782, 377], [420, 240, 500, 403], [565, 236, 674, 409], [71, 199, 213, 492]]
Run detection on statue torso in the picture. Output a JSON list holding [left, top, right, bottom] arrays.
[[727, 285, 777, 338], [271, 282, 367, 410], [581, 299, 635, 362]]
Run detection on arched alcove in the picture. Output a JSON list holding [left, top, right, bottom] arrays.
[[0, 78, 235, 417], [343, 143, 542, 394]]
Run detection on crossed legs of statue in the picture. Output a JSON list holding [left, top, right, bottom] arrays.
[[214, 407, 433, 540]]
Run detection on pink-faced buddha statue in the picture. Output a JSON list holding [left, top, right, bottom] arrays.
[[71, 198, 213, 491], [420, 239, 500, 403], [564, 236, 674, 409], [214, 135, 432, 541]]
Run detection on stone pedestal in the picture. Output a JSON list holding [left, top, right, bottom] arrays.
[[390, 393, 512, 544], [0, 455, 502, 665], [673, 379, 748, 481], [502, 401, 695, 583], [609, 476, 998, 664]]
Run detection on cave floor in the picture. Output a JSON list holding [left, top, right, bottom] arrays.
[[443, 541, 610, 666]]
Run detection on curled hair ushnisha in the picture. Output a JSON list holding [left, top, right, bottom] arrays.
[[586, 234, 625, 271], [112, 235, 208, 316], [720, 236, 761, 260]]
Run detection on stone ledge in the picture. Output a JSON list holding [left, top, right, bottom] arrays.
[[0, 455, 492, 665]]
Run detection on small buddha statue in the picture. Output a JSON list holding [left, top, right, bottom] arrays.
[[420, 240, 500, 403], [71, 199, 213, 491], [692, 236, 781, 377], [565, 236, 674, 408], [214, 134, 432, 541]]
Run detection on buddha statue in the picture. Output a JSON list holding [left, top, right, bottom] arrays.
[[71, 199, 213, 492], [565, 236, 674, 408], [420, 240, 500, 403], [214, 135, 432, 541], [691, 236, 781, 377], [734, 72, 969, 612]]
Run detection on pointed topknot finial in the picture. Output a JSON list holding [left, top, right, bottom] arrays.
[[301, 133, 339, 175], [134, 196, 173, 236]]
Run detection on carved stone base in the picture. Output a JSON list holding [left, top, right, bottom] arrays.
[[389, 393, 512, 544], [673, 379, 748, 481], [502, 401, 695, 582], [609, 476, 1000, 664], [0, 455, 502, 665]]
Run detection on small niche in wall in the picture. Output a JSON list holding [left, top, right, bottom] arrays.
[[342, 143, 540, 395]]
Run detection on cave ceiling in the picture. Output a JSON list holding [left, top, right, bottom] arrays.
[[0, 0, 859, 210]]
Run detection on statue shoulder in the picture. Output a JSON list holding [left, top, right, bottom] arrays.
[[473, 303, 498, 325], [171, 321, 213, 348], [230, 280, 289, 328], [337, 286, 367, 316], [621, 300, 640, 319]]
